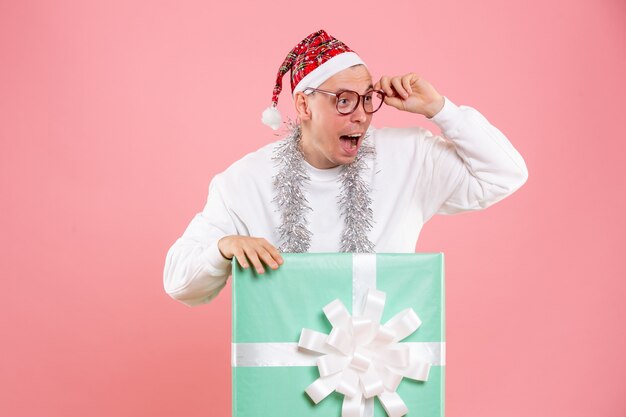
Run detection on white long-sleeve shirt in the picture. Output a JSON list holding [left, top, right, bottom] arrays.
[[163, 96, 528, 307]]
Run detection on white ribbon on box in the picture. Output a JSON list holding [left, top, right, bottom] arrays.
[[231, 254, 445, 417], [299, 288, 431, 417]]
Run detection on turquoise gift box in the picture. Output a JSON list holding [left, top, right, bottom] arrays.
[[232, 253, 445, 417]]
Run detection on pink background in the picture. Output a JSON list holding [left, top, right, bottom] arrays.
[[1, 0, 624, 416]]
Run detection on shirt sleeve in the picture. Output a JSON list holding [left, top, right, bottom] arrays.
[[163, 175, 236, 307], [419, 96, 529, 221]]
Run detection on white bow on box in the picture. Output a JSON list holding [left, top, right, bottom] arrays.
[[298, 288, 431, 417]]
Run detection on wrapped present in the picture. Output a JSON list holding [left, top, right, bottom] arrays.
[[232, 253, 445, 417]]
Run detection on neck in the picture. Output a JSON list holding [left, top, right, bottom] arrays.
[[299, 128, 339, 170]]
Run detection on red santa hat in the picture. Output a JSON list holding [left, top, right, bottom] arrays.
[[261, 29, 366, 130]]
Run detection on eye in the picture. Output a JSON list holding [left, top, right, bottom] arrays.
[[338, 98, 349, 106]]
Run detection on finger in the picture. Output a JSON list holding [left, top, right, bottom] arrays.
[[383, 95, 406, 111], [257, 247, 279, 270], [402, 73, 414, 95], [380, 76, 394, 97], [373, 79, 382, 91], [391, 77, 408, 99], [243, 247, 265, 274], [233, 249, 249, 269], [258, 238, 283, 266], [264, 242, 284, 265], [259, 238, 283, 269]]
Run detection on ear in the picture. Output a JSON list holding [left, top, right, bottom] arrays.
[[294, 92, 313, 121]]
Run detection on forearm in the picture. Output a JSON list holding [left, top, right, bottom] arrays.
[[433, 97, 527, 183], [163, 194, 235, 307], [164, 235, 231, 307], [437, 97, 527, 203]]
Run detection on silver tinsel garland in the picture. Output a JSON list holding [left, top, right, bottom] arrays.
[[271, 121, 376, 253]]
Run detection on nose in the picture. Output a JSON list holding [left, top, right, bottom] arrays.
[[350, 100, 368, 123]]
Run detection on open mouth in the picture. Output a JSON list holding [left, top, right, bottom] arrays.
[[339, 133, 362, 150]]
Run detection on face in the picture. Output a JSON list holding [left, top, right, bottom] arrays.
[[296, 65, 374, 169]]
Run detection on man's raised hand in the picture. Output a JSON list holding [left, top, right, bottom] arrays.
[[374, 73, 445, 118]]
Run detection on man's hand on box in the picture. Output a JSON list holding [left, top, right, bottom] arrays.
[[218, 235, 284, 274]]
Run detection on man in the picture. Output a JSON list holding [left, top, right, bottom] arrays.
[[163, 29, 528, 307]]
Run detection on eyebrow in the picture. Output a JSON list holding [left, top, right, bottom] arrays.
[[337, 84, 375, 94]]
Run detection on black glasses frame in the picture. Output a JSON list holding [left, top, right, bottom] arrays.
[[303, 87, 386, 115]]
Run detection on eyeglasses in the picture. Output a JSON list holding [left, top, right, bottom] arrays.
[[303, 87, 386, 115]]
